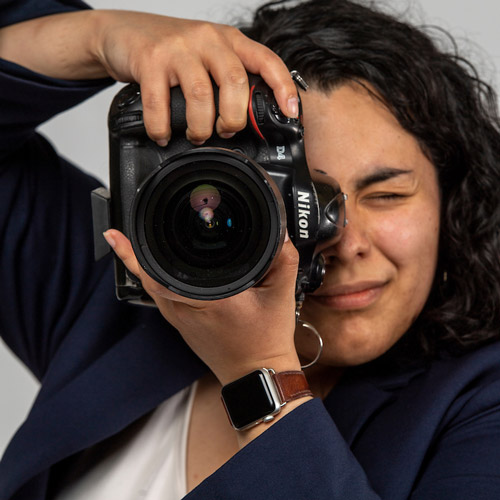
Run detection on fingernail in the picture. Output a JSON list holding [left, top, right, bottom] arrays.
[[103, 231, 116, 249], [287, 97, 299, 118], [219, 132, 236, 139], [156, 139, 168, 147], [284, 230, 290, 243]]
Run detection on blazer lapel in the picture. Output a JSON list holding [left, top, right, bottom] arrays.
[[324, 357, 428, 446]]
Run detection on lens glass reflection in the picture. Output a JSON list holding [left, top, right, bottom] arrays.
[[166, 180, 250, 268], [189, 184, 221, 227]]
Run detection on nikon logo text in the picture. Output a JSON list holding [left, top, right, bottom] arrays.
[[297, 191, 310, 238]]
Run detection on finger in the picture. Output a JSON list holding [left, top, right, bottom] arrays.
[[206, 55, 249, 137], [232, 34, 299, 118], [259, 231, 300, 291], [214, 66, 249, 138], [175, 58, 216, 145], [103, 229, 142, 277], [139, 74, 172, 146], [104, 230, 212, 310], [103, 229, 186, 303]]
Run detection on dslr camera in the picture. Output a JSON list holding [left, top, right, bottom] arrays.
[[92, 74, 346, 304]]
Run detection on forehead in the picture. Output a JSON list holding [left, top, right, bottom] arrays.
[[300, 83, 435, 186]]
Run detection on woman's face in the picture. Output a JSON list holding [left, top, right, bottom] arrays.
[[297, 84, 440, 367]]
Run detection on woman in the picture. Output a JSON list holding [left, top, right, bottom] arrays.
[[1, 0, 500, 498]]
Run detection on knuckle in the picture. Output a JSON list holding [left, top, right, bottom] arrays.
[[220, 24, 245, 42], [142, 92, 163, 111], [255, 48, 275, 66], [259, 50, 290, 79], [142, 45, 172, 70], [260, 44, 282, 63], [225, 69, 247, 89], [188, 80, 213, 102], [226, 25, 243, 37], [194, 21, 222, 40]]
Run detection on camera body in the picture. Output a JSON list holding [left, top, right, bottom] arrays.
[[92, 75, 345, 303]]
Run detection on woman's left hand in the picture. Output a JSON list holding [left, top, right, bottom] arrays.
[[103, 229, 302, 386]]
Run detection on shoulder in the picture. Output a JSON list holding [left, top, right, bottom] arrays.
[[428, 341, 500, 422], [428, 340, 500, 389], [380, 340, 500, 438]]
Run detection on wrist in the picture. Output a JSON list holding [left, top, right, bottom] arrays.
[[86, 10, 114, 79], [221, 367, 313, 432], [217, 353, 302, 386]]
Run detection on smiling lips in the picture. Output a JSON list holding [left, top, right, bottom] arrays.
[[310, 281, 387, 310]]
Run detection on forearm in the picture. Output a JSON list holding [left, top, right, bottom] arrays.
[[0, 10, 107, 80]]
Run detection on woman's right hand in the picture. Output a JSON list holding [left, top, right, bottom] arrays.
[[93, 11, 299, 146], [0, 9, 298, 146]]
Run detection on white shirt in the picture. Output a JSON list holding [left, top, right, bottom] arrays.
[[54, 382, 197, 500]]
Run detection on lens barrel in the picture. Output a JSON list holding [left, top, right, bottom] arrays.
[[131, 149, 286, 300]]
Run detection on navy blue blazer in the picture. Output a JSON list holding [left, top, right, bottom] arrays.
[[1, 2, 500, 499]]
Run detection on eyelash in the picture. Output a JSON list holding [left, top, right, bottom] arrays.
[[364, 193, 407, 204], [368, 193, 404, 199], [375, 193, 403, 199]]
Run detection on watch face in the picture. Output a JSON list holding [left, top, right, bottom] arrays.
[[221, 370, 281, 430]]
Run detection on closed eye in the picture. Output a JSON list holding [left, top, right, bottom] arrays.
[[367, 192, 407, 200], [363, 192, 410, 206], [374, 193, 405, 199]]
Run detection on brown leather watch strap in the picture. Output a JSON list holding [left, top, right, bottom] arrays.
[[271, 370, 313, 404]]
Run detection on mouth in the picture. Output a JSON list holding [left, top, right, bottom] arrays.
[[309, 281, 387, 311]]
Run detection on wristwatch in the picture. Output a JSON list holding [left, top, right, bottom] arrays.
[[221, 368, 313, 431]]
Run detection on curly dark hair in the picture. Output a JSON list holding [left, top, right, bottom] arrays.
[[242, 0, 500, 357]]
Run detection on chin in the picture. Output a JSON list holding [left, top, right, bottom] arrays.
[[306, 319, 405, 368], [320, 342, 390, 367], [299, 300, 412, 368]]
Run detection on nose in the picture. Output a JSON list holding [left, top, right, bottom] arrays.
[[319, 206, 371, 264]]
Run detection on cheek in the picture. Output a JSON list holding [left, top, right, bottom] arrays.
[[373, 205, 439, 284]]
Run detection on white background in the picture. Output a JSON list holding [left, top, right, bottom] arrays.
[[1, 0, 499, 456]]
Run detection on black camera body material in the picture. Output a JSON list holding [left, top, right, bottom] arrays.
[[92, 74, 346, 304]]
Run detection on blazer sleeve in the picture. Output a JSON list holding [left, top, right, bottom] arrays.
[[186, 399, 382, 499], [185, 358, 500, 500], [0, 60, 113, 158], [0, 0, 91, 28], [0, 2, 114, 379], [0, 0, 114, 156]]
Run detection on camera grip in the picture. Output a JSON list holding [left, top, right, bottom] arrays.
[[168, 86, 188, 133]]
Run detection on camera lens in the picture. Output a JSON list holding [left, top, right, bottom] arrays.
[[153, 173, 264, 283], [132, 149, 285, 299]]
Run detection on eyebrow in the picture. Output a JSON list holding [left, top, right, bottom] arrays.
[[355, 167, 413, 191]]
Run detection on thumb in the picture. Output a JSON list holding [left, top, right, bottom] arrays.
[[103, 229, 142, 277], [260, 230, 300, 290]]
